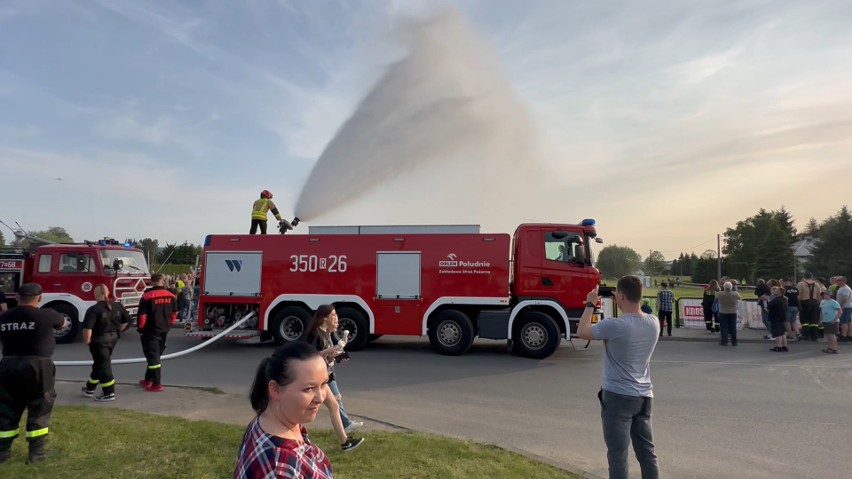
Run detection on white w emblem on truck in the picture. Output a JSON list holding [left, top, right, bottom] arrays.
[[225, 260, 243, 272]]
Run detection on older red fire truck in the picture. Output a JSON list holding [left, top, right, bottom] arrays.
[[195, 221, 602, 359], [0, 235, 150, 343]]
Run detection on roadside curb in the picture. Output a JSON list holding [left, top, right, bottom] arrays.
[[659, 336, 767, 344]]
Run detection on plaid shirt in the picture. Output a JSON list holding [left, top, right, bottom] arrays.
[[657, 289, 674, 312], [234, 417, 333, 479]]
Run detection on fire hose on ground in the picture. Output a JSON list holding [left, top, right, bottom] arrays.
[[54, 312, 256, 367]]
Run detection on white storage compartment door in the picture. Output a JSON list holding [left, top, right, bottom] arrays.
[[376, 252, 421, 299], [203, 252, 262, 296]]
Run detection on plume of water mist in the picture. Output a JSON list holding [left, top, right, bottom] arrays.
[[294, 9, 546, 227]]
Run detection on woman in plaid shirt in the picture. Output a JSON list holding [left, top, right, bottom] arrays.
[[234, 342, 333, 478]]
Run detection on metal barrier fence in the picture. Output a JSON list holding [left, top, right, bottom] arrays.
[[599, 297, 768, 331]]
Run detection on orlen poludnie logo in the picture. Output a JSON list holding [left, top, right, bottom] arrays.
[[439, 253, 459, 267]]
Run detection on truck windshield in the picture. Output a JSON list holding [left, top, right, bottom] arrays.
[[100, 250, 149, 274]]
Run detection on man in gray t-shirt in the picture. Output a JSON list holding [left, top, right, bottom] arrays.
[[578, 276, 660, 479]]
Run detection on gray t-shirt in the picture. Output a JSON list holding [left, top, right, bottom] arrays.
[[591, 313, 660, 397]]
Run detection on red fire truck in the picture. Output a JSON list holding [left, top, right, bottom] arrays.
[[195, 221, 602, 359], [0, 236, 150, 343]]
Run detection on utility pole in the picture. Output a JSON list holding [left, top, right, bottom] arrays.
[[716, 234, 722, 279]]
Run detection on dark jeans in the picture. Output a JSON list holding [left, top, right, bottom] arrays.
[[598, 389, 659, 479], [657, 311, 672, 336], [249, 219, 268, 235], [718, 313, 738, 345]]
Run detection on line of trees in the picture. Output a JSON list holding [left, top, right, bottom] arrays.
[[594, 205, 851, 283], [127, 238, 202, 265]]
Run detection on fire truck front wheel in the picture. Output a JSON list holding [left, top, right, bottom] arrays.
[[50, 303, 80, 344], [514, 311, 560, 359], [271, 306, 311, 344], [428, 310, 475, 356]]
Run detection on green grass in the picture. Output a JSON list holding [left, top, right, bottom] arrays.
[[601, 278, 758, 300], [1, 407, 580, 479]]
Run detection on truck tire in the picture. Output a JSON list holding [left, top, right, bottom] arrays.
[[50, 303, 80, 344], [368, 334, 384, 343], [514, 311, 560, 359], [271, 306, 311, 344], [428, 310, 474, 356], [336, 307, 369, 351]]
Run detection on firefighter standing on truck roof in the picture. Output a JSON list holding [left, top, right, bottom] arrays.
[[137, 273, 177, 392], [250, 190, 283, 235], [0, 283, 68, 464], [81, 284, 131, 402]]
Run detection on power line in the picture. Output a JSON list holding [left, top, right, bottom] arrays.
[[657, 237, 718, 255]]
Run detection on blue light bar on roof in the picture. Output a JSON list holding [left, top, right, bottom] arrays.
[[581, 219, 596, 226]]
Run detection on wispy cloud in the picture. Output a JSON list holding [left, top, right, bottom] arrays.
[[1, 0, 850, 256], [94, 0, 218, 59], [0, 146, 258, 243]]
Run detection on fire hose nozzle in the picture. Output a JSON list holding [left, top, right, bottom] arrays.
[[279, 217, 300, 235], [292, 217, 301, 227]]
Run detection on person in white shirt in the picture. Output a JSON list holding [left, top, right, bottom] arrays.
[[835, 276, 852, 342]]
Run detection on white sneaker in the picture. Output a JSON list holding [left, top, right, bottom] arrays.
[[344, 421, 364, 434]]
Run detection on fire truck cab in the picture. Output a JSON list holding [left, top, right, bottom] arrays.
[[0, 239, 150, 343], [196, 220, 602, 359]]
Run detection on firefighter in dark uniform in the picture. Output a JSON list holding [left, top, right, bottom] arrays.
[[0, 283, 68, 464], [81, 284, 131, 401], [250, 189, 288, 235], [137, 273, 176, 392]]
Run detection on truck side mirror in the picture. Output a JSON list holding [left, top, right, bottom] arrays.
[[574, 246, 586, 265]]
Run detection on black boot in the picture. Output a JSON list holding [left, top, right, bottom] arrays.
[[26, 437, 57, 464], [0, 442, 11, 464]]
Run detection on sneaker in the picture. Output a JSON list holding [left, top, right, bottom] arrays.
[[340, 437, 364, 452], [81, 387, 94, 398], [95, 393, 116, 402], [781, 347, 789, 352], [146, 384, 164, 392], [139, 379, 153, 388], [764, 335, 774, 340], [344, 421, 364, 434]]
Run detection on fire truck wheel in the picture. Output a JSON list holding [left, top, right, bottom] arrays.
[[271, 306, 311, 344], [336, 307, 369, 351], [368, 334, 384, 343], [50, 303, 80, 344], [428, 310, 475, 356], [515, 311, 560, 359]]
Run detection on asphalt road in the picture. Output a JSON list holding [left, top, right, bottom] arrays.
[[53, 331, 851, 479]]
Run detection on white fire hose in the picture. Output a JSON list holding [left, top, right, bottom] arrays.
[[54, 312, 256, 367]]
